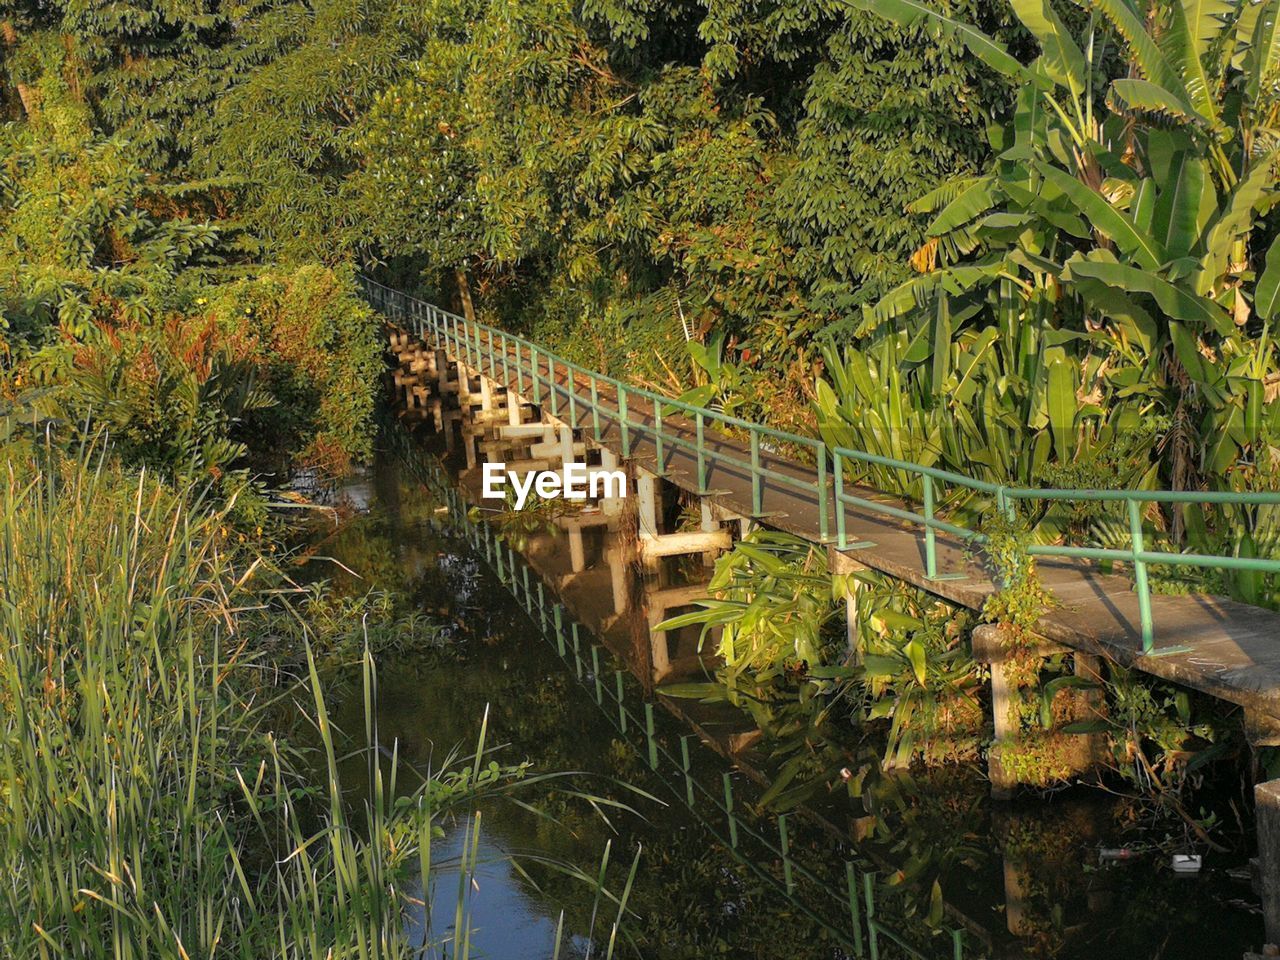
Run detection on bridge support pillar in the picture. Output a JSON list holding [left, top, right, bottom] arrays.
[[568, 527, 586, 573], [607, 545, 630, 615], [455, 361, 472, 408], [1257, 779, 1280, 948], [828, 550, 865, 664], [699, 502, 723, 567], [636, 470, 659, 541], [973, 625, 1104, 799], [479, 375, 497, 414], [599, 449, 624, 516], [559, 426, 576, 467]]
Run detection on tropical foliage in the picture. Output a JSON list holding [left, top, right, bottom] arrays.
[[827, 0, 1280, 576]]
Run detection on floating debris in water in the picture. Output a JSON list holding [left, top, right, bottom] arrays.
[[1172, 854, 1203, 874]]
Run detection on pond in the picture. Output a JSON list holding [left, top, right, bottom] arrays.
[[305, 420, 1265, 959]]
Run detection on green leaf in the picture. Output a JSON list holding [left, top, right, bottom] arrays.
[[1008, 0, 1088, 99], [1060, 719, 1111, 735], [846, 0, 1036, 82], [1257, 234, 1280, 320], [1074, 278, 1156, 354], [807, 665, 859, 679], [1197, 149, 1280, 293], [1246, 0, 1280, 101], [927, 178, 996, 236], [1152, 152, 1208, 258], [657, 682, 729, 701], [932, 293, 951, 395], [1046, 357, 1075, 460], [1067, 258, 1233, 333], [860, 655, 903, 680], [1036, 162, 1166, 270], [1167, 0, 1231, 121], [1092, 0, 1194, 102], [903, 639, 927, 686]]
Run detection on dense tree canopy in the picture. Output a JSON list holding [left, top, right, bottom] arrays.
[[1, 0, 1278, 534]]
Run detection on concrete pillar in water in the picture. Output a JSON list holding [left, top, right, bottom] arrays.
[[972, 624, 1104, 798], [636, 470, 659, 541], [971, 624, 1022, 799], [1258, 779, 1280, 948], [558, 426, 576, 466], [699, 501, 722, 567], [568, 526, 586, 573], [607, 545, 629, 615], [599, 448, 624, 516], [648, 603, 672, 682]]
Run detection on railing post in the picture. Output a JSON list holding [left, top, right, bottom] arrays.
[[680, 735, 695, 806], [924, 476, 938, 579], [722, 773, 738, 849], [615, 670, 627, 732], [845, 862, 864, 956], [817, 445, 830, 543], [618, 387, 631, 457], [864, 873, 879, 960], [835, 454, 847, 550], [644, 702, 658, 770], [696, 411, 708, 494], [1128, 497, 1155, 653], [550, 357, 560, 418], [654, 402, 665, 474], [751, 429, 763, 515], [531, 345, 542, 404], [590, 377, 601, 441], [572, 623, 583, 679], [778, 814, 794, 894]]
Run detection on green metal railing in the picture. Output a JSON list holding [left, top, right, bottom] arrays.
[[366, 276, 1280, 656], [421, 459, 975, 959]]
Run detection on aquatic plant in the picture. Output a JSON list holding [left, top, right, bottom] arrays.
[[0, 434, 635, 958]]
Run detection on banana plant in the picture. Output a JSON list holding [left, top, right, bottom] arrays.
[[849, 0, 1280, 500]]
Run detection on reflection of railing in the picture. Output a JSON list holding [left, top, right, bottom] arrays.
[[421, 458, 973, 960], [364, 276, 1280, 655]]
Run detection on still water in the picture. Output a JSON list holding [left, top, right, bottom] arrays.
[[307, 428, 1264, 960]]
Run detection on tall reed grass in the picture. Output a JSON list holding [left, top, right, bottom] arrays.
[[0, 438, 630, 958]]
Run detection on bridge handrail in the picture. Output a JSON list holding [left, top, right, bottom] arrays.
[[363, 275, 1280, 655]]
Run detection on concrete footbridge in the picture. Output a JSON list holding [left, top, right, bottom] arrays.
[[362, 275, 1280, 948]]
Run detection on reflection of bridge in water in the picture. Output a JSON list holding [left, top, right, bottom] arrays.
[[367, 276, 1280, 953]]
